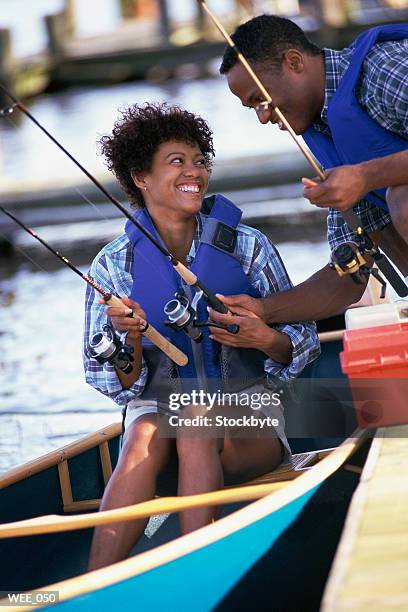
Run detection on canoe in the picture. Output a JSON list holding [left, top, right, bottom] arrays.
[[0, 318, 372, 611]]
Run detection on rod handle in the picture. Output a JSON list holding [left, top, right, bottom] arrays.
[[172, 263, 239, 333], [372, 253, 408, 298], [104, 295, 188, 366], [173, 261, 198, 285]]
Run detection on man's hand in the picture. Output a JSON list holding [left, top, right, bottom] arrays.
[[207, 305, 292, 364], [208, 304, 265, 349], [101, 296, 146, 343], [302, 164, 369, 212], [215, 293, 267, 321]]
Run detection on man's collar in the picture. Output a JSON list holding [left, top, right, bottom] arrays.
[[312, 47, 352, 133]]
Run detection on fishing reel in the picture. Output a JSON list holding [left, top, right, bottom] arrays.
[[164, 290, 238, 343], [90, 323, 134, 374], [330, 242, 386, 297]]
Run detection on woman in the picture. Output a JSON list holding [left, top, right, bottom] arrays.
[[83, 102, 320, 570]]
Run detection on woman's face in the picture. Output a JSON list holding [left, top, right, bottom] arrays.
[[134, 140, 210, 219]]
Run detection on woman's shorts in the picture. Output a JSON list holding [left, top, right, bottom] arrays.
[[123, 382, 292, 467]]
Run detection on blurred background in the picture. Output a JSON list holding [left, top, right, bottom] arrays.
[[0, 0, 407, 472]]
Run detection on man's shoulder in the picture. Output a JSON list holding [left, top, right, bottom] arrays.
[[363, 38, 408, 76]]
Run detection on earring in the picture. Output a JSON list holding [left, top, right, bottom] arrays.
[[144, 186, 147, 191]]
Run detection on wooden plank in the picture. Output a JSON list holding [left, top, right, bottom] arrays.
[[0, 422, 121, 489], [64, 500, 101, 513], [99, 441, 113, 486], [322, 425, 408, 611], [58, 461, 73, 508]]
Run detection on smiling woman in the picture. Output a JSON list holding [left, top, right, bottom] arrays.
[[82, 101, 320, 572]]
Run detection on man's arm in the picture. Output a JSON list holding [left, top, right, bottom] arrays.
[[219, 263, 368, 324]]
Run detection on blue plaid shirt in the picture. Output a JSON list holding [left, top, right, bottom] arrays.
[[314, 40, 408, 251], [83, 213, 320, 407]]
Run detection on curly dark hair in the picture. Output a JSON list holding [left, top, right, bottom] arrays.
[[99, 102, 215, 208], [220, 15, 321, 74]]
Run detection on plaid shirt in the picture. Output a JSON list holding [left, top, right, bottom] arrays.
[[83, 213, 320, 407], [313, 39, 408, 251]]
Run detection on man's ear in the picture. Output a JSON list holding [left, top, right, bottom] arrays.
[[131, 168, 147, 190], [283, 49, 305, 73]]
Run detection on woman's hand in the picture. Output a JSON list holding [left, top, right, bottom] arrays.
[[101, 296, 147, 343]]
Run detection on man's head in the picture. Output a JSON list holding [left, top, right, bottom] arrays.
[[220, 15, 325, 135]]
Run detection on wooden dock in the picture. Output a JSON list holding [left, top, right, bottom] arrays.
[[1, 3, 407, 98], [322, 426, 408, 611]]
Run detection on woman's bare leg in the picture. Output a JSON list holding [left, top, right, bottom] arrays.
[[177, 435, 224, 534], [387, 185, 408, 245], [221, 436, 283, 484], [88, 415, 173, 571]]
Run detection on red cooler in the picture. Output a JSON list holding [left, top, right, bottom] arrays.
[[340, 303, 408, 428]]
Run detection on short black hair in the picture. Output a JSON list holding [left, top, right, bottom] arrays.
[[220, 14, 321, 74], [99, 102, 214, 208]]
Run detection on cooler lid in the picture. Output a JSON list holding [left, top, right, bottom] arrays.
[[345, 303, 408, 330]]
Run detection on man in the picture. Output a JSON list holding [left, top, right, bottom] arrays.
[[212, 15, 408, 325]]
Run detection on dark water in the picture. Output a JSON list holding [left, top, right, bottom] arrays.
[[0, 77, 296, 189]]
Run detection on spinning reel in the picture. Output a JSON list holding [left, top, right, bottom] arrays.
[[330, 229, 387, 298], [164, 290, 239, 343], [90, 323, 134, 373]]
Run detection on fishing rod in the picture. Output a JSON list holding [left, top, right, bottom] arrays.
[[0, 205, 188, 368], [197, 0, 408, 298], [0, 84, 239, 332]]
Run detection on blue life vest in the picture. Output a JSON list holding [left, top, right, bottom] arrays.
[[125, 194, 265, 394], [303, 24, 408, 212]]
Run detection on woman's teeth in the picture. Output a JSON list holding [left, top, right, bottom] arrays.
[[178, 185, 199, 193]]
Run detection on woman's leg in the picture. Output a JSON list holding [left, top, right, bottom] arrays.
[[176, 413, 224, 534], [220, 435, 284, 485], [387, 185, 408, 246], [176, 404, 284, 533], [88, 414, 173, 570]]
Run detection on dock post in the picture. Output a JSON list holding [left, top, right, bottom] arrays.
[[0, 29, 14, 103], [156, 0, 171, 45], [44, 12, 69, 60]]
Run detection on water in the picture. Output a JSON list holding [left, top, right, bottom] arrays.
[[0, 238, 330, 472], [0, 77, 298, 189]]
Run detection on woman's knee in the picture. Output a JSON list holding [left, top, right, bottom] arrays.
[[221, 437, 283, 484], [176, 435, 223, 461], [120, 416, 170, 468]]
